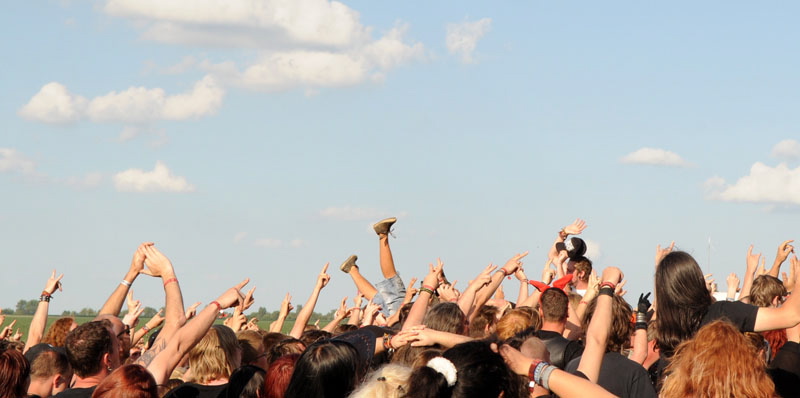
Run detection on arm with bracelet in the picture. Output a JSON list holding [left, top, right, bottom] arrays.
[[98, 242, 153, 316], [629, 292, 651, 365], [403, 260, 443, 330], [23, 270, 63, 353], [472, 252, 528, 319]]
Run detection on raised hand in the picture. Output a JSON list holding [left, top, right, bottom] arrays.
[[185, 302, 201, 320], [126, 290, 140, 313], [470, 263, 497, 289], [422, 259, 444, 290], [316, 263, 331, 290], [756, 257, 768, 276], [280, 293, 294, 315], [726, 273, 740, 298], [746, 245, 762, 274], [515, 268, 528, 282], [438, 282, 459, 302], [129, 242, 154, 274], [541, 265, 556, 285], [502, 251, 529, 275], [637, 293, 652, 314], [655, 241, 675, 267], [216, 278, 249, 309], [238, 286, 256, 312], [1, 319, 17, 339], [122, 300, 144, 328], [784, 255, 799, 293], [334, 297, 349, 319], [44, 270, 64, 295], [614, 280, 628, 297], [353, 291, 364, 308], [142, 245, 175, 278], [563, 218, 588, 236], [601, 267, 624, 285], [704, 274, 715, 292], [405, 277, 419, 298], [775, 240, 795, 265]]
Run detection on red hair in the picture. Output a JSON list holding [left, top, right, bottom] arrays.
[[264, 354, 298, 398], [92, 364, 157, 398], [0, 348, 29, 398]]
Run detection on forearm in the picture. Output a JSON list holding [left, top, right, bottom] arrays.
[[740, 271, 755, 303], [547, 370, 616, 398], [768, 259, 783, 278], [458, 287, 478, 319], [24, 301, 49, 352], [426, 329, 474, 348], [577, 293, 612, 383], [270, 313, 288, 333], [322, 316, 345, 333], [403, 291, 432, 330], [146, 304, 218, 384], [519, 289, 542, 308], [98, 270, 138, 316], [629, 329, 647, 365], [472, 272, 505, 312], [517, 279, 529, 306], [160, 270, 187, 334], [290, 289, 321, 338], [347, 308, 362, 325]]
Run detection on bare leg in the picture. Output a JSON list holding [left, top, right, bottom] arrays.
[[379, 234, 398, 279], [348, 267, 378, 300]]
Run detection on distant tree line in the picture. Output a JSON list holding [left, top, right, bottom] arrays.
[[4, 300, 338, 323]]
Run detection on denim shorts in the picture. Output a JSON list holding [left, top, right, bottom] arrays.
[[371, 274, 406, 316]]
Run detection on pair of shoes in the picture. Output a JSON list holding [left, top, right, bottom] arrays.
[[373, 217, 397, 236], [340, 255, 358, 273]]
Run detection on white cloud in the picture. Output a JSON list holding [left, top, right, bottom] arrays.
[[20, 76, 224, 125], [0, 148, 38, 175], [446, 18, 492, 64], [113, 161, 195, 193], [18, 82, 88, 124], [772, 139, 800, 161], [213, 24, 424, 91], [705, 162, 800, 205], [583, 239, 602, 260], [620, 147, 690, 167], [103, 0, 369, 48]]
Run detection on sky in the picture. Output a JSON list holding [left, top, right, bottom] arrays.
[[2, 1, 800, 314]]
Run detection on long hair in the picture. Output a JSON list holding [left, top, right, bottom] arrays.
[[92, 364, 158, 398], [0, 347, 29, 398], [284, 340, 362, 398], [581, 294, 632, 353], [403, 340, 524, 398], [350, 364, 412, 398], [226, 365, 266, 398], [654, 251, 712, 358], [661, 320, 774, 398], [264, 354, 298, 398], [42, 318, 75, 347], [188, 325, 240, 384]]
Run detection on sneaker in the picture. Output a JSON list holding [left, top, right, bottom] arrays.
[[340, 255, 358, 273], [373, 217, 397, 236]]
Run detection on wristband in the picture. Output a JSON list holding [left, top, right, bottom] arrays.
[[422, 284, 436, 291], [636, 312, 647, 323], [598, 287, 614, 297], [210, 301, 222, 311], [527, 360, 543, 391], [39, 295, 52, 302], [419, 287, 435, 296], [163, 277, 178, 287], [599, 281, 616, 290], [579, 300, 589, 306], [533, 361, 549, 386], [540, 364, 556, 390], [142, 326, 151, 332], [635, 322, 648, 330], [120, 280, 132, 287], [500, 268, 512, 276]]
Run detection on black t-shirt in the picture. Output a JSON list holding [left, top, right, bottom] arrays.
[[537, 330, 584, 370], [53, 386, 96, 398], [566, 352, 657, 398], [162, 383, 228, 398], [701, 300, 758, 331]]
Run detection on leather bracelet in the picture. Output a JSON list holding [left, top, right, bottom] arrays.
[[598, 287, 614, 297], [635, 322, 648, 330]]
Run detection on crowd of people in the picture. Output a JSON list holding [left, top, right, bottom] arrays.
[[1, 217, 799, 398]]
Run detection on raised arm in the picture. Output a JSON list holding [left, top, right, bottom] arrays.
[[289, 263, 330, 338], [347, 292, 364, 326], [755, 255, 800, 331], [146, 279, 248, 384], [461, 264, 495, 320], [768, 240, 795, 278], [322, 297, 350, 333], [403, 260, 443, 330], [628, 292, 651, 365], [24, 271, 63, 353], [98, 242, 153, 316], [577, 267, 620, 383], [739, 245, 762, 303], [473, 252, 528, 315], [269, 293, 293, 333], [139, 245, 186, 353]]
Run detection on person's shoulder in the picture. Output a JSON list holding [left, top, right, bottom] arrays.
[[53, 386, 96, 398]]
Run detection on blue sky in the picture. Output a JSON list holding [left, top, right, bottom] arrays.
[[2, 1, 799, 314]]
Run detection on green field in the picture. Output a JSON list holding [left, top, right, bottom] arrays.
[[2, 315, 299, 339]]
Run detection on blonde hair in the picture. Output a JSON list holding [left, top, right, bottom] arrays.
[[188, 325, 239, 384], [495, 308, 540, 340], [661, 320, 774, 398], [349, 364, 412, 398]]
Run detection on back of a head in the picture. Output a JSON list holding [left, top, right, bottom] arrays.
[[299, 329, 332, 347], [571, 256, 592, 282], [468, 306, 498, 338], [188, 325, 239, 384], [65, 321, 113, 378], [91, 364, 157, 398], [237, 331, 264, 368], [423, 303, 467, 335], [495, 308, 537, 341], [265, 339, 304, 366], [284, 340, 361, 398], [505, 328, 549, 362], [654, 251, 712, 358], [261, 332, 288, 354], [226, 365, 265, 398], [27, 345, 72, 381], [540, 289, 569, 323], [264, 354, 298, 398], [0, 347, 30, 398], [661, 320, 775, 398], [750, 275, 787, 308], [581, 294, 631, 353], [405, 341, 523, 398], [349, 364, 412, 398], [42, 318, 75, 348]]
